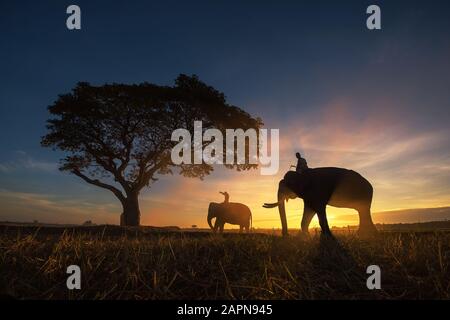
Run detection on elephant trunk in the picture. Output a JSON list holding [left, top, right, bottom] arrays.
[[207, 215, 214, 230], [207, 204, 214, 230], [278, 180, 289, 237]]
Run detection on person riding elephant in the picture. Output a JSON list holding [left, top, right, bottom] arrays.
[[263, 167, 377, 237], [219, 191, 229, 203], [207, 194, 252, 233], [295, 152, 308, 173]]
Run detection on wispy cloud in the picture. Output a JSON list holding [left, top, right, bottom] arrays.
[[0, 150, 57, 173], [0, 189, 118, 225], [275, 98, 450, 212]]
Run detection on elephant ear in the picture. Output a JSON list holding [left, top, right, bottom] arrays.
[[299, 171, 314, 196], [214, 202, 225, 214], [288, 171, 312, 198]]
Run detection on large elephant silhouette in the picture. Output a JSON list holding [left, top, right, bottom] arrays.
[[263, 168, 377, 237], [207, 202, 252, 233]]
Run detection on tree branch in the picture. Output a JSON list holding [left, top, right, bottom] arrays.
[[72, 169, 126, 203], [83, 143, 132, 194], [134, 154, 170, 190]]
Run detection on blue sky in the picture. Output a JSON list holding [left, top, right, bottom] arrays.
[[1, 1, 450, 227]]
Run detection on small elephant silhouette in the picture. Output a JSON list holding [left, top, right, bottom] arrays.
[[207, 202, 252, 233]]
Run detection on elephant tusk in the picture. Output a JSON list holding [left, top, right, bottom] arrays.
[[263, 202, 279, 208]]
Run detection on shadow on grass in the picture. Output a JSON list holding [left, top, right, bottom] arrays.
[[307, 234, 368, 297]]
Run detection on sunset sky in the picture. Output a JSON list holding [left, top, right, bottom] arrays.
[[1, 1, 450, 228]]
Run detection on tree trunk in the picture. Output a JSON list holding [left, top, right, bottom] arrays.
[[121, 193, 141, 226]]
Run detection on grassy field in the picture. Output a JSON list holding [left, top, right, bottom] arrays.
[[0, 225, 449, 300]]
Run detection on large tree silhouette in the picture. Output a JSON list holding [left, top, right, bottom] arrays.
[[42, 75, 262, 226]]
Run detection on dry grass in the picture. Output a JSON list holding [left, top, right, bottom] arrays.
[[0, 226, 449, 299]]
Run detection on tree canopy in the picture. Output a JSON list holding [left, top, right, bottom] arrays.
[[41, 74, 262, 226]]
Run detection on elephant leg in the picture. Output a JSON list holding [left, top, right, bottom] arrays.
[[301, 205, 315, 234], [357, 206, 377, 237], [239, 226, 243, 233], [317, 207, 332, 236], [213, 219, 220, 233], [219, 223, 225, 233]]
